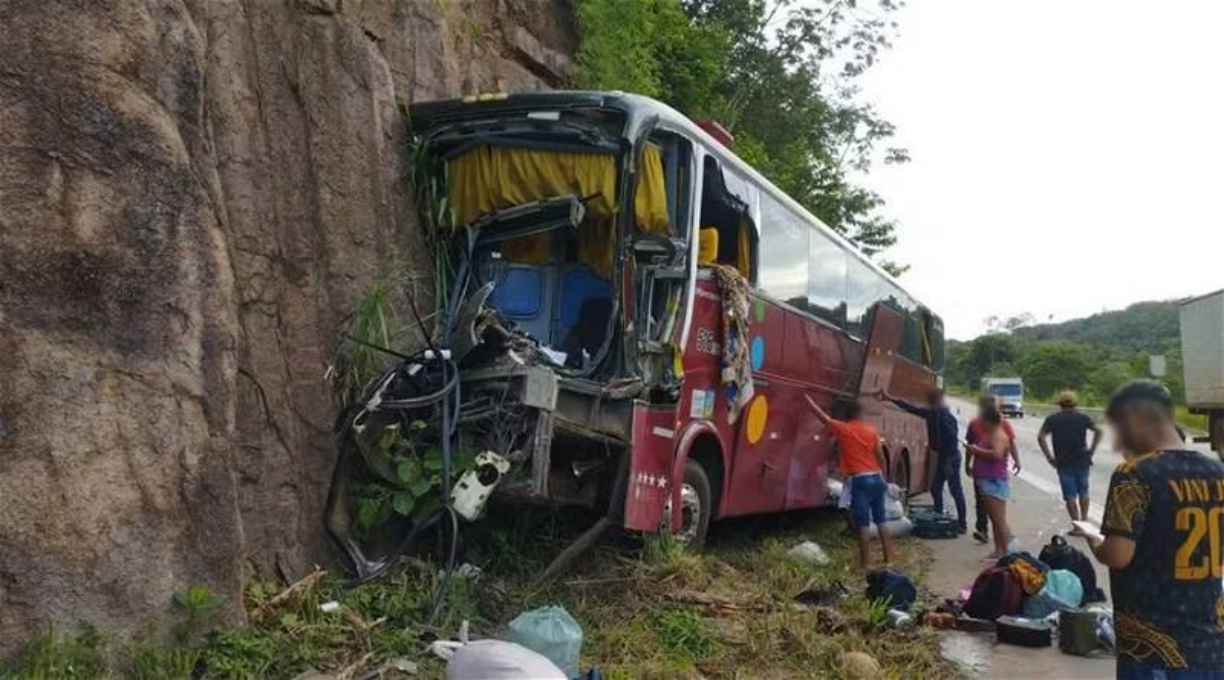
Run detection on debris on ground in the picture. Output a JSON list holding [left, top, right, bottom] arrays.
[[840, 650, 884, 679], [786, 540, 831, 565], [794, 581, 850, 609]]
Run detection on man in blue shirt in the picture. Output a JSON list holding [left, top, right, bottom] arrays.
[[883, 388, 967, 532]]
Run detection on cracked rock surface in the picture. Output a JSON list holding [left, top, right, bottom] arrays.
[[0, 0, 573, 655]]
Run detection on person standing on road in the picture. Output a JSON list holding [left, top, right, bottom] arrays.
[[965, 408, 1016, 560], [883, 388, 967, 533], [1037, 391, 1103, 524], [966, 395, 1021, 544], [805, 395, 895, 569], [1086, 381, 1224, 679]]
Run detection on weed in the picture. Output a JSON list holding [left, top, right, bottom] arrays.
[[199, 628, 275, 679], [127, 640, 199, 680], [172, 585, 223, 642], [326, 279, 405, 408], [1, 628, 105, 680], [858, 595, 893, 632], [646, 609, 720, 662]]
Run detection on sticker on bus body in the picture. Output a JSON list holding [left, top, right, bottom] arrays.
[[690, 389, 716, 420]]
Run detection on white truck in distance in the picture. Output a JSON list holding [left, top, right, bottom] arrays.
[[982, 377, 1025, 418], [1179, 289, 1224, 454]]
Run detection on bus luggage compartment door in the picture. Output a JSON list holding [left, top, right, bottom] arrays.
[[622, 403, 679, 531]]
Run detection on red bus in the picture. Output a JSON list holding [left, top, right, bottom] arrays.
[[408, 91, 945, 548]]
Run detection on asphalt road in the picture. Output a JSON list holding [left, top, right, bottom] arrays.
[[925, 399, 1217, 678], [948, 399, 1215, 527]]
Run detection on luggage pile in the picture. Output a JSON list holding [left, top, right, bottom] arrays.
[[937, 535, 1113, 656]]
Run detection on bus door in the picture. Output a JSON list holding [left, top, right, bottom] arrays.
[[859, 304, 907, 472], [859, 304, 906, 397]]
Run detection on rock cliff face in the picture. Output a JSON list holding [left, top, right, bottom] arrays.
[[0, 0, 574, 655]]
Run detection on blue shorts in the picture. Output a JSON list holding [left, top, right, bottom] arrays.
[[1058, 466, 1090, 501], [977, 478, 1010, 501], [849, 472, 887, 529], [1118, 659, 1224, 679]]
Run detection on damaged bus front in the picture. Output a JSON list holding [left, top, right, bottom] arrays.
[[408, 93, 692, 546]]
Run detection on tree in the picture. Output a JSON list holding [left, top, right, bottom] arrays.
[[965, 334, 1018, 379], [1017, 342, 1094, 398], [575, 0, 909, 262]]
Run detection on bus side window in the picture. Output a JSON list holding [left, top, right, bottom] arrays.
[[646, 133, 692, 238], [698, 156, 756, 280], [808, 227, 848, 327]]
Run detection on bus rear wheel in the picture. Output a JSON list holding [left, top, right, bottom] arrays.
[[662, 459, 712, 548]]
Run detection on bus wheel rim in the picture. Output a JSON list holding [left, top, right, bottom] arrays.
[[662, 482, 702, 545]]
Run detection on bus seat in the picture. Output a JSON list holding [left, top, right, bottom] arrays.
[[554, 264, 612, 342], [698, 227, 719, 265], [487, 263, 555, 342]]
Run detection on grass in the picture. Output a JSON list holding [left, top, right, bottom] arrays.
[[2, 509, 961, 679]]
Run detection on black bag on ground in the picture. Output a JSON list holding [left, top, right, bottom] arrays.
[[865, 569, 917, 611], [1039, 535, 1099, 604], [996, 615, 1053, 648], [912, 511, 959, 539]]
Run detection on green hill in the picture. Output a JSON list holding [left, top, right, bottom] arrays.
[[948, 298, 1188, 405], [1013, 299, 1182, 354]]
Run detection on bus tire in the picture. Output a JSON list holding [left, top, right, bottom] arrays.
[[900, 450, 913, 497], [671, 459, 712, 548]]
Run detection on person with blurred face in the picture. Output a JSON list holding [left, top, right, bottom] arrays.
[[1088, 381, 1224, 679], [884, 387, 966, 532], [967, 394, 1020, 544], [805, 395, 894, 569], [1038, 390, 1103, 525], [965, 408, 1014, 559]]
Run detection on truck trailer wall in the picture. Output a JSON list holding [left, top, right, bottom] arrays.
[[1180, 291, 1224, 408]]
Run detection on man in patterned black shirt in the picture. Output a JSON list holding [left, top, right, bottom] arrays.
[[1089, 381, 1224, 679]]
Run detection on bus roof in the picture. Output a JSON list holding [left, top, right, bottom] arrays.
[[410, 90, 934, 315]]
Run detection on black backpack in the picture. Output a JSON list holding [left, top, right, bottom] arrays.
[[866, 568, 917, 611], [1038, 535, 1100, 604]]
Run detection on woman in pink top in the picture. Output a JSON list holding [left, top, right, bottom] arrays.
[[965, 408, 1014, 559]]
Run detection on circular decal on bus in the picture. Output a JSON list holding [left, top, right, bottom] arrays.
[[746, 396, 769, 445], [750, 336, 765, 370]]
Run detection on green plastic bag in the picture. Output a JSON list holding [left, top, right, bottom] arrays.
[[506, 605, 582, 677]]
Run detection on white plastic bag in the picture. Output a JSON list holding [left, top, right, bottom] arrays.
[[446, 639, 566, 680]]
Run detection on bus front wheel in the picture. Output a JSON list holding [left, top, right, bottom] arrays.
[[662, 459, 712, 548]]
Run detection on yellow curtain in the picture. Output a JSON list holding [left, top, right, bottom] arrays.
[[635, 145, 671, 235], [446, 144, 672, 276], [448, 146, 618, 227], [736, 218, 753, 279]]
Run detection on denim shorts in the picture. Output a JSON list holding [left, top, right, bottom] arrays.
[[977, 477, 1010, 501], [849, 472, 887, 529], [1058, 466, 1090, 501]]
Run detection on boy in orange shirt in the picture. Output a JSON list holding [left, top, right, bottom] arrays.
[[806, 394, 894, 569]]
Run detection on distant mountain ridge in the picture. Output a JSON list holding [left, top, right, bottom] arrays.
[[1013, 299, 1183, 354]]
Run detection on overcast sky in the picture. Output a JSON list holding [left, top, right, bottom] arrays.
[[855, 1, 1224, 340]]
